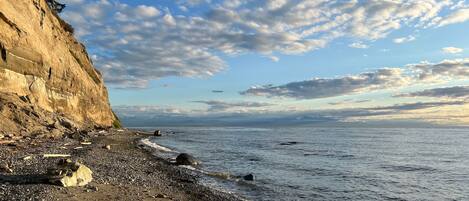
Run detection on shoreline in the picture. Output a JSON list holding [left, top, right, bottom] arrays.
[[0, 129, 244, 201]]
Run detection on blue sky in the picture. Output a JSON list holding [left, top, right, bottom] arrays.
[[61, 0, 469, 126]]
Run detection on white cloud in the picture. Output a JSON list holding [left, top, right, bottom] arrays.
[[451, 1, 469, 10], [412, 58, 469, 81], [60, 0, 468, 88], [442, 47, 464, 54], [349, 42, 369, 49], [393, 35, 416, 44], [438, 8, 469, 26], [266, 56, 280, 62], [134, 5, 160, 18]]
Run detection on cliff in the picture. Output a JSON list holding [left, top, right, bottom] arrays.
[[0, 0, 118, 137]]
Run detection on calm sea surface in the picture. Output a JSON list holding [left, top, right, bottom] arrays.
[[139, 127, 469, 201]]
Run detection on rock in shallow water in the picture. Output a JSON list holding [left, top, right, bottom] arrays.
[[48, 159, 93, 187], [243, 174, 255, 181], [279, 141, 298, 146], [154, 130, 162, 136], [175, 153, 200, 166]]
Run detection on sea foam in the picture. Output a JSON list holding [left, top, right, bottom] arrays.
[[139, 138, 174, 152]]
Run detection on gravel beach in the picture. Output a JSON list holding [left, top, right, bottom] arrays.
[[0, 129, 244, 201]]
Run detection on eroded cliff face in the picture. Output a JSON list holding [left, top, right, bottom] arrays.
[[0, 0, 118, 136]]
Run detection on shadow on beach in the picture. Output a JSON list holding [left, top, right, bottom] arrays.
[[0, 174, 49, 185]]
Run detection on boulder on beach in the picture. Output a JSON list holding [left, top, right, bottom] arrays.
[[48, 159, 93, 187], [175, 153, 200, 166]]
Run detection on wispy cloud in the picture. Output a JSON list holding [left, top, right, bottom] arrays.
[[369, 101, 466, 111], [349, 42, 369, 49], [193, 100, 273, 112], [241, 68, 410, 99], [329, 99, 371, 106], [114, 100, 469, 126], [442, 47, 464, 54], [393, 35, 416, 44], [437, 8, 469, 26], [396, 86, 469, 98], [412, 58, 469, 81], [241, 58, 469, 100], [60, 0, 469, 88]]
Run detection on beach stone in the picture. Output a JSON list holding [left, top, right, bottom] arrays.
[[60, 118, 77, 130], [154, 130, 162, 136], [0, 163, 13, 173], [156, 194, 168, 198], [48, 159, 93, 187], [243, 174, 255, 181], [48, 121, 61, 129], [176, 153, 200, 166]]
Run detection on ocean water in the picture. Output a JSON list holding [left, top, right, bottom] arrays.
[[139, 127, 469, 201]]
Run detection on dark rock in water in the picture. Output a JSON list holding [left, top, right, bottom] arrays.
[[243, 174, 255, 181], [176, 153, 200, 166], [279, 141, 298, 145], [154, 130, 162, 136]]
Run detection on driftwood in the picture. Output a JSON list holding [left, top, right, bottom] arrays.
[[0, 140, 15, 145], [42, 154, 71, 158]]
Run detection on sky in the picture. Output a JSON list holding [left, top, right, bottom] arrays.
[[60, 0, 469, 126]]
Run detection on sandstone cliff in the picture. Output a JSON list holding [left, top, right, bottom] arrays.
[[0, 0, 118, 136]]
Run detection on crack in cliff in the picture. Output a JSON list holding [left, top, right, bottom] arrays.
[[0, 42, 6, 62], [0, 11, 22, 35], [33, 0, 46, 28]]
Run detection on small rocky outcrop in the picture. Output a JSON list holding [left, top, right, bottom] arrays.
[[154, 130, 162, 136], [47, 159, 93, 187], [279, 141, 298, 146], [175, 153, 200, 166], [242, 174, 255, 181]]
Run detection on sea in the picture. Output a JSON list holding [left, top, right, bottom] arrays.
[[137, 126, 469, 201]]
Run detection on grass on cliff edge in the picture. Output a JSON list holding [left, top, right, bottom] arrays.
[[112, 111, 123, 129]]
